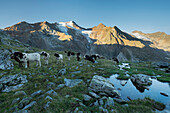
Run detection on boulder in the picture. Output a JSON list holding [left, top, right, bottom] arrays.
[[104, 97, 114, 108], [83, 94, 92, 101], [31, 90, 43, 97], [0, 74, 28, 92], [55, 84, 65, 90], [23, 101, 37, 110], [64, 78, 83, 88], [88, 75, 120, 97], [0, 49, 13, 70], [131, 74, 152, 86], [14, 91, 27, 96], [18, 97, 32, 109], [131, 74, 152, 92]]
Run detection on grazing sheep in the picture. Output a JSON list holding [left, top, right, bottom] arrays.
[[84, 55, 95, 63], [112, 57, 119, 64], [67, 51, 71, 60], [11, 52, 24, 67], [40, 51, 50, 65], [54, 53, 63, 63], [12, 52, 41, 68], [77, 53, 81, 61]]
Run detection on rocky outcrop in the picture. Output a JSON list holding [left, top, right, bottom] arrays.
[[0, 49, 13, 70], [0, 74, 28, 92], [64, 78, 83, 88], [131, 74, 152, 92], [88, 75, 120, 97]]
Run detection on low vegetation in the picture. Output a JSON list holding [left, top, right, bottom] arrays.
[[0, 41, 169, 112]]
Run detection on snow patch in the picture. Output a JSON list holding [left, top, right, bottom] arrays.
[[57, 23, 69, 35], [82, 30, 92, 43], [131, 33, 150, 41]]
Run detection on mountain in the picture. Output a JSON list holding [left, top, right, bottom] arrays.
[[3, 21, 170, 62], [132, 31, 170, 51]]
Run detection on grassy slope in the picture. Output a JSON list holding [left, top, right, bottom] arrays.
[[0, 42, 169, 112]]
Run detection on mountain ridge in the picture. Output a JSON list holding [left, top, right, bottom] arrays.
[[2, 21, 170, 62]]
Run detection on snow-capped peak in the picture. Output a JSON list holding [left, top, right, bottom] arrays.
[[131, 32, 151, 41]]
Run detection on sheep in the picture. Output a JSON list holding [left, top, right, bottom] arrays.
[[77, 53, 81, 61], [40, 51, 50, 65], [13, 52, 41, 68], [84, 55, 95, 63], [11, 52, 25, 67], [54, 53, 63, 63]]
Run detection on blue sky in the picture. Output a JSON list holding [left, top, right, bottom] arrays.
[[0, 0, 170, 34]]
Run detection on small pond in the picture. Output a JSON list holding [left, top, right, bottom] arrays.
[[108, 74, 170, 110]]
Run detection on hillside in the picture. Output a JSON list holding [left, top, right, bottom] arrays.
[[0, 33, 170, 112], [132, 31, 170, 51], [3, 21, 170, 63]]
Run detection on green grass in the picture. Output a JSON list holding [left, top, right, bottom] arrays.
[[0, 42, 168, 112]]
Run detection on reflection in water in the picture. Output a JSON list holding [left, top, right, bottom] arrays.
[[108, 74, 170, 110]]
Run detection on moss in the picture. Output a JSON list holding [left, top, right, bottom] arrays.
[[157, 76, 170, 82]]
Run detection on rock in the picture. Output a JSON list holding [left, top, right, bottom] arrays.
[[122, 104, 128, 107], [45, 89, 58, 96], [14, 109, 29, 113], [79, 102, 86, 107], [58, 68, 66, 75], [45, 96, 53, 100], [153, 102, 166, 111], [113, 98, 127, 104], [99, 99, 104, 105], [160, 92, 169, 97], [65, 95, 70, 98], [12, 98, 20, 105], [23, 101, 36, 110], [55, 84, 65, 90], [88, 75, 120, 97], [131, 74, 152, 92], [94, 100, 99, 106], [18, 97, 32, 109], [71, 71, 81, 74], [0, 74, 28, 92], [118, 63, 130, 70], [83, 94, 92, 101], [127, 96, 132, 100], [120, 80, 128, 86], [31, 90, 43, 97], [99, 106, 109, 113], [72, 97, 81, 102], [44, 101, 51, 109], [117, 52, 128, 62], [89, 91, 100, 98], [64, 78, 83, 88], [47, 82, 56, 89], [0, 49, 13, 70], [104, 97, 114, 108], [14, 91, 27, 96], [153, 62, 169, 68], [74, 107, 79, 113]]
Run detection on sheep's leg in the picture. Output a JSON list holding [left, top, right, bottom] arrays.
[[25, 62, 27, 68], [27, 61, 29, 67], [68, 57, 70, 60], [46, 60, 48, 65], [39, 60, 41, 67]]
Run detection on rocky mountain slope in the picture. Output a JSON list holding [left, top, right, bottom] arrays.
[[0, 30, 169, 112], [132, 31, 170, 51], [3, 21, 170, 62]]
